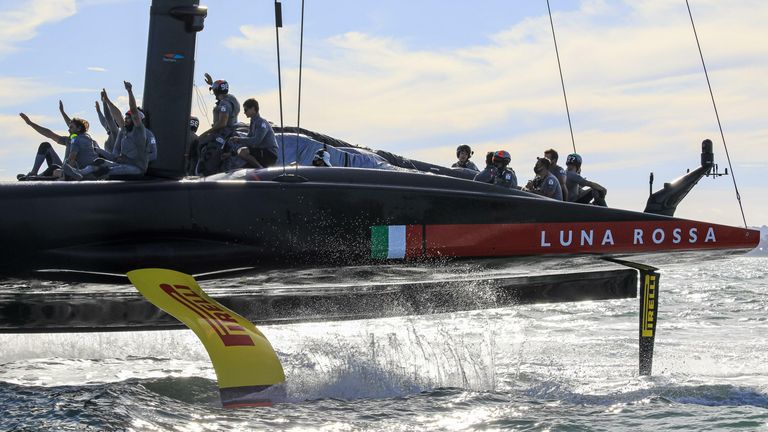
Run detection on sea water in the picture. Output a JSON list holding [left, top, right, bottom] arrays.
[[1, 256, 767, 431]]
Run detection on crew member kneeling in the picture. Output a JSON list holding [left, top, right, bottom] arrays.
[[230, 98, 278, 169]]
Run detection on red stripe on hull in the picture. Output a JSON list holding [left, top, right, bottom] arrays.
[[405, 225, 423, 258], [425, 221, 759, 257]]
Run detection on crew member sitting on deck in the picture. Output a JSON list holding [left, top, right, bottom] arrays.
[[18, 112, 97, 180], [474, 150, 518, 189], [312, 147, 332, 167], [544, 148, 568, 201], [524, 157, 563, 200], [64, 81, 157, 180], [473, 151, 498, 184], [452, 144, 479, 171], [565, 153, 607, 206], [229, 98, 278, 169], [197, 73, 239, 168]]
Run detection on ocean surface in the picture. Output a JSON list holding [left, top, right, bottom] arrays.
[[1, 255, 767, 431]]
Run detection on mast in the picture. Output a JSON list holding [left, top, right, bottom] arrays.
[[143, 0, 207, 178]]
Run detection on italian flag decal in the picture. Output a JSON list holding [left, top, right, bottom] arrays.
[[371, 225, 423, 259]]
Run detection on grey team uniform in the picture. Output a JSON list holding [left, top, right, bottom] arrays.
[[452, 160, 479, 171], [237, 114, 278, 165], [474, 167, 518, 189], [533, 172, 563, 200], [214, 94, 240, 134], [104, 126, 157, 175], [549, 163, 567, 200], [565, 171, 590, 202], [58, 133, 97, 169]]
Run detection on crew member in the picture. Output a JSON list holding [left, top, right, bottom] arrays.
[[18, 112, 97, 180], [524, 157, 563, 200], [565, 153, 607, 206], [66, 81, 157, 179], [474, 150, 517, 189], [197, 73, 240, 164], [544, 148, 568, 201], [312, 148, 332, 167], [473, 151, 496, 183], [229, 98, 278, 169], [452, 144, 479, 171]]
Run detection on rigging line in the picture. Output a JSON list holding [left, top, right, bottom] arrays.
[[685, 0, 748, 228], [546, 0, 577, 154], [274, 0, 286, 175], [193, 84, 210, 126], [295, 0, 306, 175]]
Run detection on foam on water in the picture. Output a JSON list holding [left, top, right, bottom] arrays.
[[1, 256, 767, 431]]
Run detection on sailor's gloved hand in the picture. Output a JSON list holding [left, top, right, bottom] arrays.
[[124, 81, 133, 91]]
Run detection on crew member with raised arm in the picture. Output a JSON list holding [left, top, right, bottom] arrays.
[[96, 90, 121, 154], [65, 81, 157, 179], [524, 157, 563, 200], [473, 150, 518, 189], [198, 73, 239, 157], [230, 98, 278, 169], [18, 111, 97, 180], [452, 144, 479, 171], [565, 153, 607, 206], [544, 148, 568, 201]]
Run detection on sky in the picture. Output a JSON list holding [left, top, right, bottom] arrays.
[[0, 0, 765, 227]]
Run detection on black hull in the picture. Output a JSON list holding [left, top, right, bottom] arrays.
[[0, 167, 758, 277]]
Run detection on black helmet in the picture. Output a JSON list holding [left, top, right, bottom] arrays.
[[190, 116, 200, 132], [456, 144, 473, 158], [566, 153, 582, 166], [211, 80, 229, 95], [492, 150, 511, 167]]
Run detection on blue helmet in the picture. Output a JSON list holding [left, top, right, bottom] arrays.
[[492, 150, 511, 167], [566, 153, 582, 166]]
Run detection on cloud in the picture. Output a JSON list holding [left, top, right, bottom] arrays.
[[224, 25, 296, 69], [87, 67, 108, 72], [0, 0, 77, 58], [223, 1, 767, 176], [0, 77, 95, 107]]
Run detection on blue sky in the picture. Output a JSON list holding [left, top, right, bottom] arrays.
[[0, 0, 765, 227]]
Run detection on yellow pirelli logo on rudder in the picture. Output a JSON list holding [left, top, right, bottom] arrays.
[[641, 274, 657, 337]]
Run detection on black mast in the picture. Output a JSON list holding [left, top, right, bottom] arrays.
[[143, 0, 207, 178]]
